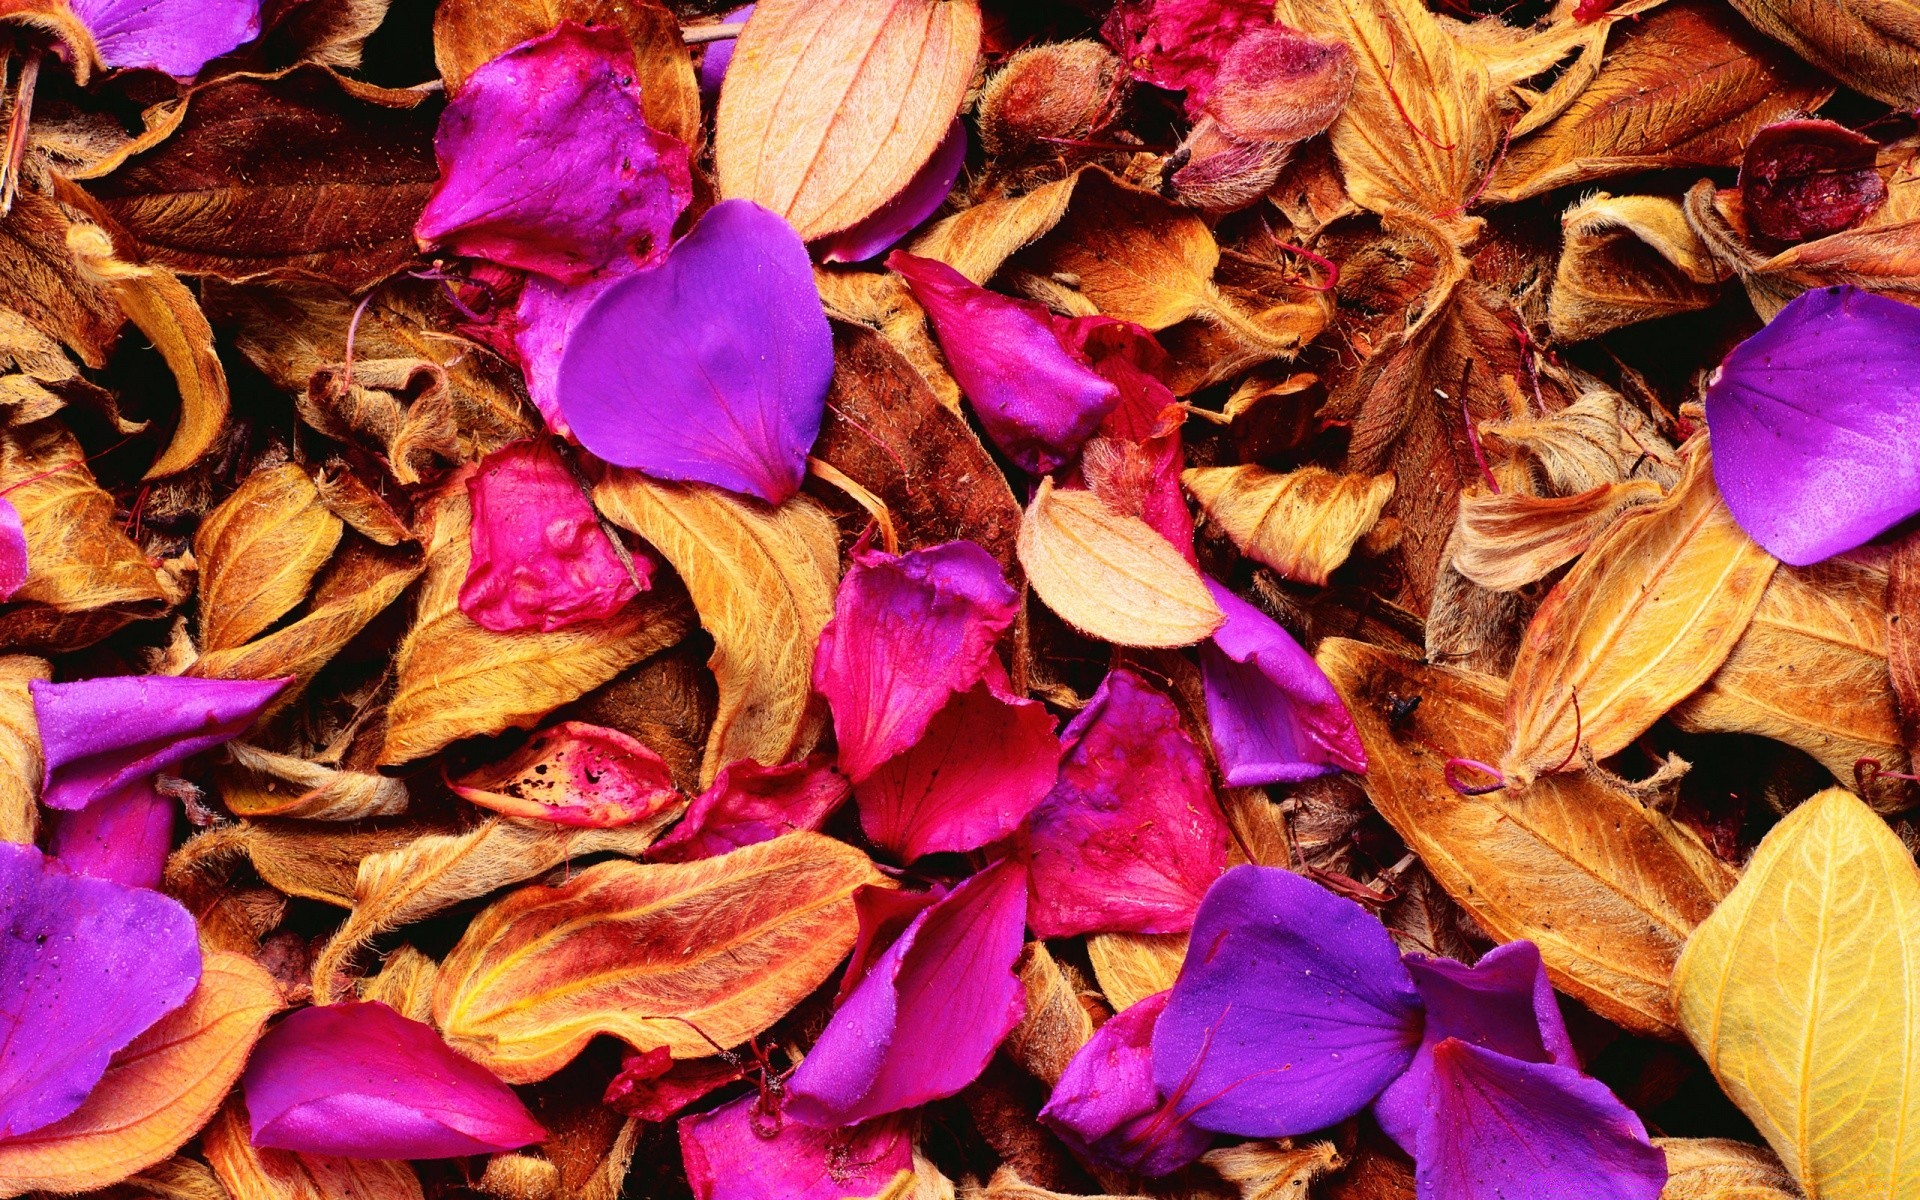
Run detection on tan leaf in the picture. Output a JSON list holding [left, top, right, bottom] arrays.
[[0, 308, 94, 426], [1017, 478, 1222, 649], [1005, 944, 1099, 1088], [1502, 440, 1777, 785], [1549, 192, 1728, 342], [195, 464, 343, 652], [593, 472, 838, 787], [0, 656, 48, 844], [1654, 1138, 1799, 1200], [1185, 465, 1397, 587], [477, 1154, 560, 1200], [1454, 480, 1664, 592], [717, 0, 981, 240], [217, 743, 409, 822], [356, 945, 441, 1022], [433, 832, 885, 1082], [205, 1097, 423, 1200], [0, 184, 123, 367], [1725, 0, 1920, 108], [1319, 638, 1738, 1036], [815, 269, 961, 411], [906, 171, 1083, 284], [0, 953, 281, 1198], [1204, 1141, 1344, 1200], [92, 1156, 230, 1200], [1084, 932, 1187, 1012], [964, 1167, 1150, 1200], [1480, 384, 1680, 496], [313, 463, 413, 547]]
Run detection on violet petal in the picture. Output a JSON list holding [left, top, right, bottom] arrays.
[[817, 120, 967, 265], [1200, 580, 1367, 786], [0, 496, 24, 602], [785, 858, 1028, 1126], [695, 5, 755, 100], [1704, 285, 1920, 566], [32, 675, 289, 812], [649, 756, 850, 863], [1041, 991, 1213, 1177], [1150, 865, 1422, 1138], [678, 1092, 911, 1200], [49, 780, 172, 890], [557, 199, 832, 505], [243, 1001, 546, 1159], [0, 841, 201, 1138], [452, 721, 680, 828], [516, 265, 630, 433], [70, 0, 261, 75]]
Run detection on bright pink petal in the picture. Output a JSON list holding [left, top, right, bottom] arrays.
[[452, 721, 680, 827], [1040, 991, 1212, 1177], [785, 859, 1028, 1126], [603, 1046, 743, 1123], [678, 1092, 911, 1200], [833, 884, 942, 1007], [415, 23, 692, 284], [649, 756, 851, 863], [70, 0, 260, 75], [1101, 0, 1276, 114], [49, 780, 172, 889], [0, 496, 25, 602], [1058, 317, 1195, 560], [818, 120, 966, 264], [1024, 669, 1226, 937], [243, 1001, 545, 1159]]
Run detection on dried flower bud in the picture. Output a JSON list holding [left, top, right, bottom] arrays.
[[978, 40, 1124, 160]]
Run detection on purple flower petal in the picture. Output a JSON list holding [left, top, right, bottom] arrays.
[[678, 1092, 911, 1200], [1416, 1040, 1666, 1200], [695, 5, 755, 100], [1024, 669, 1226, 937], [49, 780, 172, 889], [1200, 580, 1366, 786], [889, 251, 1120, 474], [1372, 941, 1577, 1155], [243, 1001, 546, 1159], [1705, 285, 1920, 566], [32, 675, 289, 812], [70, 0, 261, 75], [785, 858, 1028, 1126], [452, 721, 680, 827], [814, 538, 1018, 782], [1150, 865, 1422, 1138], [0, 496, 25, 602], [459, 439, 645, 633], [516, 265, 631, 433], [649, 756, 850, 863], [1040, 991, 1212, 1177], [833, 883, 942, 1006], [0, 841, 201, 1138], [558, 199, 833, 504], [818, 120, 966, 265], [415, 23, 692, 284]]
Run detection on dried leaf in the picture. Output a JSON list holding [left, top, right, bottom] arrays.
[[1454, 480, 1664, 592], [1084, 931, 1187, 1012], [0, 656, 49, 844], [1185, 465, 1396, 587], [1724, 0, 1920, 108], [356, 945, 440, 1022], [217, 744, 408, 822], [1549, 192, 1728, 343], [906, 171, 1083, 284], [593, 471, 839, 787], [0, 185, 123, 367], [1480, 385, 1680, 496], [195, 464, 343, 653], [93, 1156, 230, 1200], [1654, 1138, 1799, 1200], [205, 1096, 424, 1200], [1674, 787, 1920, 1197], [1204, 1141, 1344, 1200], [261, 0, 395, 71], [433, 832, 884, 1081], [1005, 943, 1098, 1088]]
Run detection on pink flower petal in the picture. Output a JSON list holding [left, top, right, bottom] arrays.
[[49, 780, 173, 889], [459, 439, 645, 634], [1058, 317, 1195, 560], [1101, 0, 1276, 115], [0, 496, 25, 602], [452, 721, 680, 827], [70, 0, 260, 75], [678, 1092, 911, 1200], [603, 1046, 743, 1123], [814, 538, 1019, 782], [649, 756, 851, 863], [833, 884, 942, 1006], [415, 23, 692, 284], [243, 1001, 545, 1159], [817, 120, 967, 265], [1041, 990, 1212, 1177], [1024, 669, 1227, 937]]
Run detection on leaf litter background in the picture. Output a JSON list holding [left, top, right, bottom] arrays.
[[1, 0, 1919, 1197]]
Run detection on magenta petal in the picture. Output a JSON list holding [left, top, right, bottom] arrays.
[[649, 756, 850, 863], [1060, 317, 1196, 560], [0, 841, 201, 1138], [1101, 0, 1276, 115], [69, 0, 261, 75], [1705, 285, 1920, 566], [415, 24, 692, 284], [1417, 1040, 1666, 1200], [818, 120, 966, 265], [889, 251, 1120, 474], [0, 496, 25, 602], [558, 199, 832, 504], [49, 780, 173, 889], [785, 858, 1028, 1126], [833, 884, 942, 1007], [1150, 865, 1422, 1138], [1201, 580, 1366, 786], [814, 539, 1018, 782], [1024, 669, 1226, 937], [243, 1001, 545, 1159], [459, 439, 645, 633], [32, 675, 289, 812], [1740, 119, 1886, 244], [1040, 991, 1212, 1177], [679, 1092, 911, 1200]]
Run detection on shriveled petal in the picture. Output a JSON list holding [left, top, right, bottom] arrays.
[[49, 780, 172, 889], [1740, 119, 1886, 244], [1416, 1040, 1666, 1200], [70, 0, 260, 75], [1041, 991, 1212, 1177], [243, 1001, 545, 1159], [1025, 669, 1226, 937], [0, 496, 25, 602], [32, 675, 289, 812], [415, 23, 692, 283], [1151, 865, 1422, 1138], [558, 199, 833, 504], [1200, 580, 1366, 786], [603, 1046, 743, 1123], [1200, 24, 1354, 144], [1060, 317, 1195, 559], [649, 756, 850, 863], [785, 858, 1028, 1126], [1101, 0, 1276, 115], [452, 722, 680, 827], [1705, 285, 1920, 566], [459, 439, 646, 633], [817, 119, 967, 264], [814, 538, 1018, 782], [0, 841, 201, 1138], [889, 251, 1119, 474], [678, 1092, 911, 1200]]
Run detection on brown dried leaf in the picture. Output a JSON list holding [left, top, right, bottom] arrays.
[[1725, 0, 1920, 108], [815, 269, 962, 411], [217, 743, 409, 821], [1085, 932, 1187, 1012], [907, 171, 1083, 283], [195, 464, 343, 652], [593, 472, 838, 787], [205, 1096, 423, 1200], [1185, 465, 1396, 587], [0, 656, 48, 844], [1006, 943, 1099, 1088], [1480, 385, 1680, 496], [1204, 1141, 1344, 1200], [1654, 1138, 1799, 1199], [433, 832, 884, 1081], [964, 1167, 1148, 1200], [260, 0, 394, 71], [0, 184, 123, 367], [1549, 192, 1729, 343], [1454, 480, 1664, 592], [1319, 638, 1738, 1036], [1892, 529, 1920, 761], [0, 309, 92, 427]]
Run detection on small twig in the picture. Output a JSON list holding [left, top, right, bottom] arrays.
[[683, 22, 745, 44]]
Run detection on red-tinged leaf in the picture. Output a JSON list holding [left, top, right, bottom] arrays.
[[452, 722, 682, 828]]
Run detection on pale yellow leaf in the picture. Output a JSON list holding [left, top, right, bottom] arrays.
[[1454, 480, 1665, 592]]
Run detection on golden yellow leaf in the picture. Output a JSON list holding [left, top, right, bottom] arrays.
[[1085, 932, 1187, 1013], [1480, 386, 1681, 496], [1724, 0, 1920, 108], [91, 1155, 230, 1200], [1655, 1138, 1800, 1200], [1674, 787, 1920, 1198], [1549, 192, 1728, 343], [970, 1167, 1149, 1199], [1320, 638, 1737, 1036], [1204, 1141, 1344, 1200], [1005, 944, 1098, 1088], [1184, 465, 1396, 587], [906, 170, 1083, 283], [477, 1153, 560, 1200], [593, 471, 839, 787], [195, 464, 343, 652], [433, 832, 885, 1082], [0, 656, 48, 844], [216, 744, 409, 822], [1502, 439, 1778, 785], [1454, 480, 1665, 592], [0, 953, 281, 1198], [205, 1097, 423, 1200], [1018, 479, 1222, 649], [356, 945, 440, 1023]]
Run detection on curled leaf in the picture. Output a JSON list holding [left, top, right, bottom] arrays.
[[1453, 480, 1665, 592], [1184, 465, 1395, 586], [452, 722, 682, 827], [194, 464, 343, 653], [218, 744, 409, 823], [1548, 192, 1727, 343]]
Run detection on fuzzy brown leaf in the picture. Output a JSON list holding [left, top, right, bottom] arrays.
[[1454, 480, 1664, 592], [907, 170, 1083, 284], [0, 184, 123, 367], [205, 1097, 423, 1200], [0, 656, 48, 844], [1549, 192, 1728, 343], [1480, 385, 1681, 496], [1204, 1141, 1344, 1200], [195, 464, 343, 652], [217, 743, 408, 822], [260, 0, 395, 71], [1725, 0, 1920, 108], [1006, 944, 1099, 1088], [1185, 465, 1396, 587]]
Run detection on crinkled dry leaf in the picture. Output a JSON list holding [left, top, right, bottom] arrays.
[[0, 308, 94, 427], [963, 1167, 1148, 1200], [0, 656, 48, 844], [1480, 384, 1680, 496], [205, 1096, 424, 1200], [433, 832, 884, 1081], [815, 269, 962, 411], [195, 464, 343, 652], [1549, 192, 1728, 343], [1724, 0, 1920, 108], [1654, 1138, 1800, 1200], [1454, 479, 1664, 592], [299, 359, 459, 487], [477, 1153, 560, 1200], [1674, 788, 1920, 1198], [1184, 464, 1396, 587], [1005, 943, 1098, 1088], [1204, 1141, 1344, 1200], [217, 743, 408, 822], [1084, 931, 1187, 1013], [260, 0, 395, 72], [593, 471, 838, 787], [92, 1156, 230, 1200], [1320, 637, 1738, 1036], [0, 184, 123, 367]]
